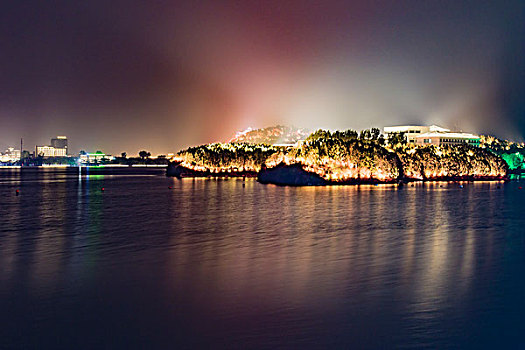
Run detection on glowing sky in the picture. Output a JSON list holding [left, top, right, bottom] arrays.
[[1, 0, 524, 154]]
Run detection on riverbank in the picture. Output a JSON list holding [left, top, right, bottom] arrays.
[[168, 160, 507, 185], [0, 164, 167, 168], [0, 166, 167, 180], [257, 163, 507, 186], [166, 162, 257, 178]]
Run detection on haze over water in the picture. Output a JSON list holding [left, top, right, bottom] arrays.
[[1, 168, 524, 348]]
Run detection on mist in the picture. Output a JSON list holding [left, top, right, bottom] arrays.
[[1, 0, 524, 154]]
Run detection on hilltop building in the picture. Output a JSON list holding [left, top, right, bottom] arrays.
[[383, 125, 450, 143], [383, 125, 480, 147], [36, 136, 68, 157], [415, 132, 480, 147]]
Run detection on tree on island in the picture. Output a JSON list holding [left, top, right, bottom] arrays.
[[139, 151, 151, 160], [371, 128, 381, 140], [359, 129, 371, 140], [387, 132, 407, 149], [307, 129, 359, 142], [121, 152, 127, 159]]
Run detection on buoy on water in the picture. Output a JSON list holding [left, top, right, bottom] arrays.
[[15, 189, 20, 196], [101, 187, 105, 192]]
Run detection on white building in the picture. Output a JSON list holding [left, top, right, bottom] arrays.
[[79, 151, 113, 164], [36, 135, 68, 157], [0, 147, 21, 163], [415, 132, 480, 147], [383, 125, 450, 143], [36, 145, 67, 157]]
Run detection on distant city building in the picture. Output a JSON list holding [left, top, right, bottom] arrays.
[[51, 136, 68, 152], [36, 145, 67, 157], [36, 136, 68, 157], [79, 151, 113, 164], [383, 125, 450, 143], [415, 132, 480, 147], [0, 147, 21, 163]]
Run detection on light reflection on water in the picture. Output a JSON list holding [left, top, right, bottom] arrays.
[[0, 168, 524, 349]]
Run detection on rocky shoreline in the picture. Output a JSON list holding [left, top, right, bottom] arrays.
[[257, 163, 506, 186], [166, 162, 258, 178], [168, 161, 507, 185]]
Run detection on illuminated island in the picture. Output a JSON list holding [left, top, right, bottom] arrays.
[[167, 126, 508, 185]]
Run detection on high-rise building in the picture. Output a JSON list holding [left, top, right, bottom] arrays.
[[51, 136, 68, 153]]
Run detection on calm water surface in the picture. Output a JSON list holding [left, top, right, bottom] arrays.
[[1, 168, 524, 349]]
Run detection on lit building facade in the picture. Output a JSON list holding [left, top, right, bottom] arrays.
[[79, 151, 113, 164], [415, 132, 480, 147], [384, 125, 450, 143], [36, 145, 67, 157], [0, 147, 21, 163], [51, 136, 68, 152], [36, 136, 68, 157]]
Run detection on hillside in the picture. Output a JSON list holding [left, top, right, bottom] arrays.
[[260, 130, 507, 184], [169, 128, 509, 184], [229, 125, 309, 145], [170, 143, 278, 176], [397, 144, 507, 180], [480, 135, 525, 172], [265, 137, 400, 183]]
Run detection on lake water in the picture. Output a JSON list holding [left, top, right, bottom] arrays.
[[1, 168, 524, 349]]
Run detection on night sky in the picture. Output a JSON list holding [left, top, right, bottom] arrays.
[[1, 0, 524, 154]]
